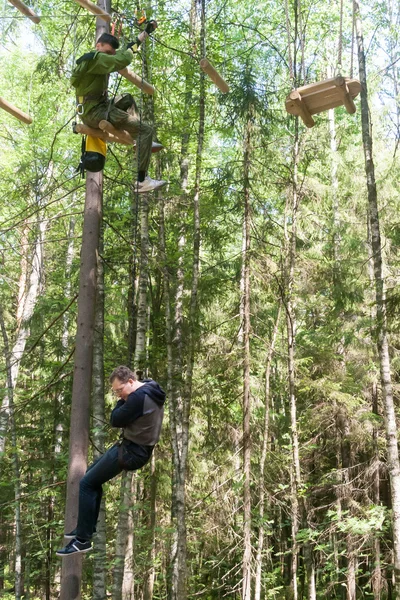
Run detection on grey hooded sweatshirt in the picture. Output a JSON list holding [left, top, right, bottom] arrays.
[[110, 379, 166, 446]]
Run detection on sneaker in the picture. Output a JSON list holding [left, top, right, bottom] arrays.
[[56, 538, 92, 557], [133, 141, 164, 153], [135, 176, 167, 193]]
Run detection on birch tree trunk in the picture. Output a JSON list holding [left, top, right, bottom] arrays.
[[0, 308, 23, 600], [0, 217, 47, 453], [284, 118, 301, 600], [241, 105, 252, 600], [144, 452, 157, 600], [134, 195, 150, 373], [168, 1, 199, 597], [92, 226, 107, 600], [52, 216, 76, 597], [354, 1, 400, 593], [254, 303, 281, 600]]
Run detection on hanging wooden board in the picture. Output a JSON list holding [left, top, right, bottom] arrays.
[[75, 122, 163, 153], [73, 0, 111, 21], [98, 120, 134, 144], [74, 123, 132, 145], [285, 76, 361, 128], [0, 97, 32, 124], [7, 0, 40, 23], [119, 68, 155, 95]]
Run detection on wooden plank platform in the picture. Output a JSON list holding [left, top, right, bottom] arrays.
[[285, 77, 361, 127]]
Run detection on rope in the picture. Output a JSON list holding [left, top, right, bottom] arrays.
[[127, 26, 146, 368], [297, 0, 306, 84], [350, 0, 355, 78], [284, 0, 294, 84], [337, 0, 343, 73]]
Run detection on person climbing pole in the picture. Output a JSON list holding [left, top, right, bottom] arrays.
[[71, 23, 166, 193], [56, 366, 166, 556]]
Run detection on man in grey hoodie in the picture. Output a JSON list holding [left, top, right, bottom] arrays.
[[57, 365, 165, 556]]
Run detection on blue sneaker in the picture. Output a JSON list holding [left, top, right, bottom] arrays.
[[56, 538, 92, 557]]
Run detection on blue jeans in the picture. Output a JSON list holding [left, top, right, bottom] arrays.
[[76, 441, 153, 541]]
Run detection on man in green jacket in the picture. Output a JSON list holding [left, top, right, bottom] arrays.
[[71, 23, 166, 193]]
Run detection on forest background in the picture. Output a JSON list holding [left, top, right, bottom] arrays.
[[1, 0, 400, 597]]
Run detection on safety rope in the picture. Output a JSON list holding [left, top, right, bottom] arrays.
[[350, 0, 355, 78], [297, 0, 306, 84], [284, 0, 295, 84], [337, 0, 343, 74], [127, 19, 146, 368]]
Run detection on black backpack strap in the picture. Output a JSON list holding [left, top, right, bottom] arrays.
[[76, 135, 86, 179], [76, 51, 96, 65]]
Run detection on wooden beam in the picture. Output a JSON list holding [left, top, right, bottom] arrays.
[[98, 120, 134, 144], [287, 91, 315, 128], [74, 122, 133, 145], [119, 68, 155, 95], [200, 58, 229, 93], [0, 97, 32, 124], [7, 0, 40, 23], [73, 0, 111, 21], [334, 76, 357, 114]]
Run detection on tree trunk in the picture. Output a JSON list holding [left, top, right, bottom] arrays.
[[60, 170, 103, 600], [0, 217, 47, 453], [241, 104, 252, 600], [134, 195, 150, 373], [168, 1, 201, 597], [144, 452, 157, 600], [372, 381, 382, 600], [254, 303, 281, 600], [92, 225, 107, 600], [284, 118, 301, 600], [0, 307, 23, 600], [113, 473, 133, 600], [354, 1, 400, 594]]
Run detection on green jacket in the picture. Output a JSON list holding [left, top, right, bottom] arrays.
[[71, 47, 135, 113]]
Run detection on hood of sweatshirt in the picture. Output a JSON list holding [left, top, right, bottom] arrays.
[[140, 379, 166, 406]]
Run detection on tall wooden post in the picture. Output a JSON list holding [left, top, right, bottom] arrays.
[[59, 172, 103, 599], [59, 6, 109, 599]]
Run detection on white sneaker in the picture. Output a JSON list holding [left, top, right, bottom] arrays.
[[136, 176, 167, 193]]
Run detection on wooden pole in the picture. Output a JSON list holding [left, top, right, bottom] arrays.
[[60, 3, 109, 599], [287, 91, 315, 128], [199, 58, 229, 93], [7, 0, 40, 23], [73, 0, 111, 21], [0, 97, 32, 124], [334, 76, 357, 114], [119, 68, 155, 95], [75, 122, 133, 145]]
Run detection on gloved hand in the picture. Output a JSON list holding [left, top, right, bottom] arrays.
[[126, 38, 140, 50], [145, 19, 157, 34]]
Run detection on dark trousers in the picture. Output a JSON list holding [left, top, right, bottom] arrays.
[[76, 440, 153, 541]]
